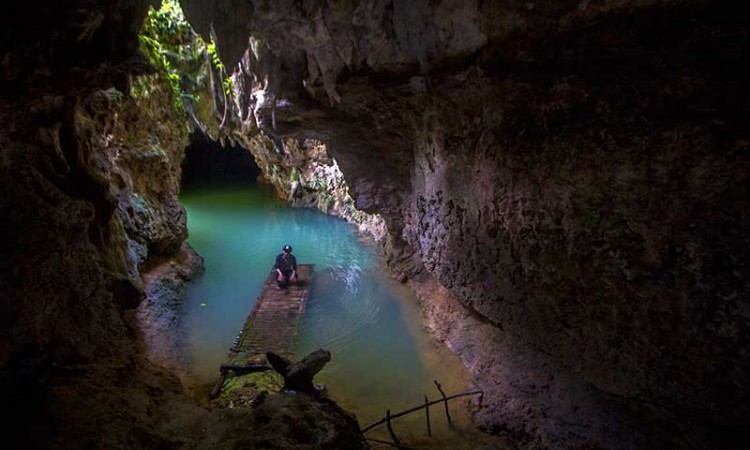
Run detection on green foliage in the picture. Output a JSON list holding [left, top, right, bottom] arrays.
[[223, 76, 235, 96], [136, 0, 203, 113], [309, 178, 329, 191], [289, 167, 300, 182], [135, 0, 237, 133], [207, 39, 234, 96], [207, 41, 224, 70]]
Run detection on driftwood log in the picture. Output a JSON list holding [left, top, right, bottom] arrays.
[[266, 349, 331, 395]]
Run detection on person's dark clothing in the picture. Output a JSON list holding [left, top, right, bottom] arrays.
[[274, 252, 297, 288]]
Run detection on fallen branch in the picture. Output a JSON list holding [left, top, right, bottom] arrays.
[[219, 364, 272, 375]]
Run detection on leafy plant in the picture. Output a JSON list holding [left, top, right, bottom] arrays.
[[309, 178, 329, 190], [207, 38, 234, 96], [136, 0, 203, 113], [207, 41, 224, 71]]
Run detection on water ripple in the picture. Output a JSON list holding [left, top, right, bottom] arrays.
[[301, 268, 383, 358], [181, 188, 434, 421]]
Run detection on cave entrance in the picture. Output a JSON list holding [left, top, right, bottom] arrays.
[[181, 132, 261, 190]]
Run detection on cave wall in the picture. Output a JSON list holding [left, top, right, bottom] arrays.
[[187, 0, 749, 446], [1, 0, 747, 448], [1, 0, 375, 445], [0, 1, 208, 447], [1, 0, 156, 366], [405, 6, 749, 423], [0, 2, 197, 366]]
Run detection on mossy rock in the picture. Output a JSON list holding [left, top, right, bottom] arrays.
[[211, 371, 284, 409]]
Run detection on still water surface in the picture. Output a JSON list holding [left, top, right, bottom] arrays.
[[181, 187, 476, 446]]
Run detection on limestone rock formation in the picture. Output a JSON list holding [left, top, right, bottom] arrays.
[[1, 1, 748, 449], [198, 392, 368, 450]]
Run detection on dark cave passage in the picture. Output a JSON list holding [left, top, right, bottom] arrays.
[[181, 132, 261, 190]]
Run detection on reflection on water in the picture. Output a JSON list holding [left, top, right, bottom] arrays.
[[181, 187, 481, 448], [301, 265, 430, 415]]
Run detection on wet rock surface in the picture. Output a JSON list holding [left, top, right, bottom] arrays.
[[137, 243, 205, 383]]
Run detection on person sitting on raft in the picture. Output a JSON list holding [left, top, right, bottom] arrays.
[[274, 244, 297, 289]]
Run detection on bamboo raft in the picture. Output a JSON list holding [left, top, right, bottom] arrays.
[[210, 264, 315, 398]]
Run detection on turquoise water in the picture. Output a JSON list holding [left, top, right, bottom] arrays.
[[180, 187, 470, 430]]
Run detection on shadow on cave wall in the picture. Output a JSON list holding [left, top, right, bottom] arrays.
[[181, 132, 261, 190]]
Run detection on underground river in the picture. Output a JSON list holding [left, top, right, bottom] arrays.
[[180, 186, 484, 447]]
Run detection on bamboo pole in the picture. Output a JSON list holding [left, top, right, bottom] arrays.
[[424, 395, 431, 437], [385, 409, 400, 447], [361, 389, 482, 433], [209, 372, 227, 399], [219, 364, 272, 374], [434, 380, 452, 426], [365, 437, 421, 450]]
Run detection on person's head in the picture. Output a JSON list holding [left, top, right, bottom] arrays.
[[283, 244, 292, 254]]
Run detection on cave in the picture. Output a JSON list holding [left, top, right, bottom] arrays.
[[181, 132, 261, 190], [1, 1, 748, 449]]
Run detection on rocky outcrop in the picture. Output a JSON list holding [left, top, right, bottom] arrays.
[[244, 134, 388, 240], [138, 243, 205, 381], [198, 393, 368, 450], [182, 0, 749, 448], [110, 79, 190, 259], [0, 1, 204, 446]]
